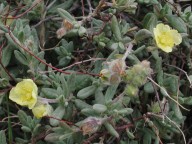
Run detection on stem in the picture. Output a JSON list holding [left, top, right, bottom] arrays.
[[1, 0, 44, 19], [122, 43, 133, 61], [38, 97, 58, 104], [8, 29, 99, 77], [6, 94, 13, 144]]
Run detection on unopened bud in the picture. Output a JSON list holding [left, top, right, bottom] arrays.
[[109, 59, 126, 76], [56, 27, 66, 39], [81, 117, 102, 135], [124, 85, 138, 97]]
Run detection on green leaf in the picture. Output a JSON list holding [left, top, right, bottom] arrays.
[[56, 46, 68, 56], [21, 126, 31, 133], [48, 0, 73, 13], [111, 15, 122, 41], [183, 96, 192, 105], [57, 8, 75, 23], [105, 84, 119, 103], [134, 29, 152, 42], [166, 14, 187, 33], [127, 54, 140, 64], [95, 89, 105, 104], [115, 108, 133, 115], [0, 131, 7, 144], [78, 26, 86, 36], [93, 104, 107, 113], [160, 3, 172, 16], [142, 13, 158, 32], [92, 18, 104, 32], [0, 92, 6, 104], [60, 122, 73, 132], [41, 88, 58, 98], [33, 51, 45, 66], [32, 124, 41, 136], [143, 131, 152, 144], [18, 110, 29, 126], [45, 133, 60, 142], [67, 72, 76, 92], [92, 53, 103, 74], [60, 74, 69, 98], [160, 87, 169, 97], [77, 85, 97, 99], [14, 50, 28, 66], [50, 105, 65, 126], [5, 34, 19, 48], [15, 138, 29, 143], [171, 102, 183, 120], [1, 45, 14, 67], [104, 122, 119, 138], [81, 108, 98, 116], [74, 99, 92, 110], [126, 129, 135, 139], [144, 82, 154, 93], [0, 21, 8, 33], [59, 132, 73, 140], [58, 57, 71, 66]]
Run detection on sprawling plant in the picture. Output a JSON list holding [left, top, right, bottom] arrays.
[[0, 0, 192, 144]]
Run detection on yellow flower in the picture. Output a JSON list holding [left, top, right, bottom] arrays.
[[9, 79, 38, 109], [153, 23, 182, 53], [32, 103, 52, 119]]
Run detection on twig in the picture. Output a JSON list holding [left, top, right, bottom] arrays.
[[45, 116, 79, 128], [1, 0, 44, 19], [165, 115, 186, 144], [81, 0, 85, 16], [147, 77, 189, 111], [37, 97, 58, 104], [164, 63, 192, 87], [122, 43, 133, 61], [38, 58, 105, 73], [7, 29, 99, 77], [32, 15, 57, 28], [149, 75, 164, 114], [86, 0, 93, 13], [1, 116, 18, 122]]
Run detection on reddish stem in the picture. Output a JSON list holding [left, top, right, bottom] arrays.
[[8, 29, 99, 77], [1, 0, 43, 19], [45, 116, 79, 128]]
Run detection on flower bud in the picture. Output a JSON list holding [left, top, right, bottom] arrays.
[[109, 59, 126, 76], [124, 85, 138, 97], [124, 60, 152, 87], [32, 103, 53, 119], [100, 69, 111, 84], [81, 117, 103, 135]]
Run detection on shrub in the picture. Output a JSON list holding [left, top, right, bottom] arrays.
[[0, 0, 192, 144]]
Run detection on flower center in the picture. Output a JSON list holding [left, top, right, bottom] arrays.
[[158, 32, 174, 47]]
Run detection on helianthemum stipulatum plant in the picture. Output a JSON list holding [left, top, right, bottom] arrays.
[[0, 1, 192, 144]]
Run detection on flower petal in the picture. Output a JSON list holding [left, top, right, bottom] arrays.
[[32, 104, 46, 118], [32, 104, 52, 118], [161, 46, 173, 53], [170, 30, 182, 45], [156, 23, 170, 32], [153, 27, 159, 43], [9, 87, 24, 106], [9, 79, 38, 109]]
